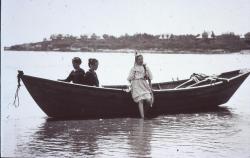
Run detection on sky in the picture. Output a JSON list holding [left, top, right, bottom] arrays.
[[1, 0, 250, 46]]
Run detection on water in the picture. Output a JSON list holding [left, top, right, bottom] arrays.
[[1, 51, 250, 157]]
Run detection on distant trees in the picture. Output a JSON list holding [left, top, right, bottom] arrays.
[[50, 34, 57, 40], [57, 34, 63, 40], [216, 32, 240, 41], [10, 31, 250, 52], [80, 35, 88, 40], [169, 34, 174, 40], [39, 31, 250, 43], [130, 33, 157, 41], [102, 34, 109, 40], [66, 35, 77, 41], [211, 31, 215, 39], [244, 32, 250, 42], [91, 33, 97, 40], [202, 31, 209, 39], [49, 34, 77, 41]]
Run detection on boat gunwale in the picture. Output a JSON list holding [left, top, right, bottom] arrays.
[[154, 71, 249, 93], [21, 70, 249, 93], [22, 75, 125, 92]]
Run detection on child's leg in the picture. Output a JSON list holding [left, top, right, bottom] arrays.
[[144, 98, 153, 107], [138, 100, 144, 118]]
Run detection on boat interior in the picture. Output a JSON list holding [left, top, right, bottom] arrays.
[[103, 70, 244, 90]]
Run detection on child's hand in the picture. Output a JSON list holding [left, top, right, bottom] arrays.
[[144, 74, 150, 80]]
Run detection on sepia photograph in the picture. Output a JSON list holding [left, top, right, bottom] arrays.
[[1, 0, 250, 157]]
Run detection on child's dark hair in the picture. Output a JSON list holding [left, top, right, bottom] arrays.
[[72, 57, 82, 64], [88, 58, 98, 67]]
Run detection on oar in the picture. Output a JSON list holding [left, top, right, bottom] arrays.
[[215, 77, 229, 82], [175, 79, 194, 89], [187, 79, 209, 87]]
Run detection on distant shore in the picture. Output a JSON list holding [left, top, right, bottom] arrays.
[[4, 49, 250, 54], [4, 32, 250, 54]]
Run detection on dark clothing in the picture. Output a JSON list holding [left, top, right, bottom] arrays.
[[62, 68, 85, 84], [84, 70, 99, 87]]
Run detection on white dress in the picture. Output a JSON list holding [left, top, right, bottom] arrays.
[[127, 64, 153, 103]]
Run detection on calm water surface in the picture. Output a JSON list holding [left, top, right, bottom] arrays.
[[1, 51, 250, 157]]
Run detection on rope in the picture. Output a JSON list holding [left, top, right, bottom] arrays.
[[13, 84, 21, 107], [13, 71, 23, 108]]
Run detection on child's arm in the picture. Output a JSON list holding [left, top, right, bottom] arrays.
[[58, 71, 73, 82]]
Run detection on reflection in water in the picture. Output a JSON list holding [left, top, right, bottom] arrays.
[[12, 107, 246, 158], [26, 120, 101, 157], [127, 119, 152, 157]]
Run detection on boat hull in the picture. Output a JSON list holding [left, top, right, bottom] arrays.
[[20, 70, 249, 118]]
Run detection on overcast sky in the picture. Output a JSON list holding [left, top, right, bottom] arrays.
[[1, 0, 250, 46]]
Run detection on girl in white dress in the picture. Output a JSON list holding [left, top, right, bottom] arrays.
[[127, 53, 153, 118]]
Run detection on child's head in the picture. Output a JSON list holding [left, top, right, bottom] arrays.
[[135, 54, 143, 66], [72, 57, 82, 70], [88, 58, 98, 71]]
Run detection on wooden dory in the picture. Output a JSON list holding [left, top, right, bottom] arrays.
[[18, 69, 249, 118]]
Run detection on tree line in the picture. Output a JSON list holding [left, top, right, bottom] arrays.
[[6, 31, 250, 52]]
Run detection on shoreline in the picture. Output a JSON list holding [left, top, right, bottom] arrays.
[[4, 49, 250, 54]]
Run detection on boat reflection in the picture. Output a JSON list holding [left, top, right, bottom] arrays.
[[20, 106, 233, 157]]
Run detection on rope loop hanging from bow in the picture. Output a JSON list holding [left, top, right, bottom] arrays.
[[13, 71, 24, 107]]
